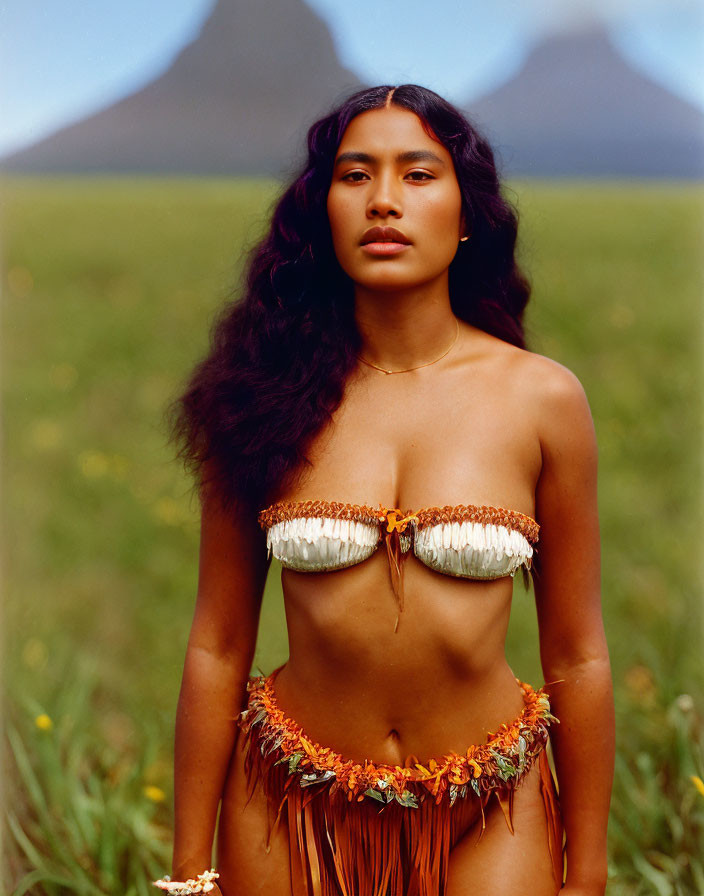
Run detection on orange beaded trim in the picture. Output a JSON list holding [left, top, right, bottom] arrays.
[[238, 667, 557, 809], [258, 499, 382, 531], [414, 505, 539, 544], [258, 499, 539, 544]]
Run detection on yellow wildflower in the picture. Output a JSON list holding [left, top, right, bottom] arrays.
[[143, 784, 166, 802], [691, 776, 704, 798], [35, 714, 53, 731]]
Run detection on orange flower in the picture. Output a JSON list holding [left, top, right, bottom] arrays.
[[468, 759, 482, 778]]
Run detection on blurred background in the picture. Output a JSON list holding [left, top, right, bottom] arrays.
[[2, 1, 703, 892], [2, 0, 704, 175]]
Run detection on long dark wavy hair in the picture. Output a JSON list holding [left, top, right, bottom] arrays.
[[166, 84, 532, 516]]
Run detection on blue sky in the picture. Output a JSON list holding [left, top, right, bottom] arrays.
[[1, 0, 702, 158]]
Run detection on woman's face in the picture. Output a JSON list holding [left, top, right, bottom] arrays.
[[327, 105, 464, 294]]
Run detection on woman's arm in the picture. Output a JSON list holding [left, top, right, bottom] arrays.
[[171, 474, 271, 879], [532, 362, 614, 895]]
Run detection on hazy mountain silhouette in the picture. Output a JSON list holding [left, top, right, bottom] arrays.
[[2, 12, 702, 177], [0, 0, 363, 176], [464, 25, 704, 177]]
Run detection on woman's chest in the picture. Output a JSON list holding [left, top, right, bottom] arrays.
[[287, 370, 541, 516], [260, 371, 543, 601]]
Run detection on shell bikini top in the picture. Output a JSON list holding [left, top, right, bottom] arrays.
[[258, 499, 540, 632]]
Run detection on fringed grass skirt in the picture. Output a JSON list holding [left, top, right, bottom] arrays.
[[237, 665, 564, 896]]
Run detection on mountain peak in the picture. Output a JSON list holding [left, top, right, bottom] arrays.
[[465, 26, 704, 176], [0, 0, 363, 175]]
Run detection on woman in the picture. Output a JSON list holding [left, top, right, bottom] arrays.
[[160, 85, 614, 896]]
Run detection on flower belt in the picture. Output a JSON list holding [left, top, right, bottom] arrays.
[[237, 667, 558, 809]]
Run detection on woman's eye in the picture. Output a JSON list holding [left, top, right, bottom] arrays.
[[339, 169, 434, 183]]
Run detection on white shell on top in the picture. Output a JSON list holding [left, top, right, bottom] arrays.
[[412, 520, 533, 579], [266, 515, 533, 579], [266, 516, 381, 572]]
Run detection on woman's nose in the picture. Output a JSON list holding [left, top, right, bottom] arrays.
[[367, 174, 402, 218]]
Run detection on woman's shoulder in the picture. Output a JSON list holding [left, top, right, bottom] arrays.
[[510, 349, 596, 453], [470, 336, 594, 438], [515, 349, 588, 404], [467, 329, 589, 405]]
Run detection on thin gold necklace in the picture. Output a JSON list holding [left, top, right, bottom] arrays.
[[357, 318, 460, 375]]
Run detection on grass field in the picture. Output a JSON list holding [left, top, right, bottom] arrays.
[[2, 176, 703, 894]]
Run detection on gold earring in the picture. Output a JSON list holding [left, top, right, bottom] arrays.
[[460, 235, 470, 242]]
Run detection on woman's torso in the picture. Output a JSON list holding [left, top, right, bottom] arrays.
[[265, 327, 544, 765]]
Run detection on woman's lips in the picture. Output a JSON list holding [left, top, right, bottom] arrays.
[[360, 225, 411, 256], [361, 241, 410, 256]]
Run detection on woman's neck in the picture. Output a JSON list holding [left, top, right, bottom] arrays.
[[353, 281, 459, 373]]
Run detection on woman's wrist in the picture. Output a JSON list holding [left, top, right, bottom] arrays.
[[564, 865, 608, 894], [566, 840, 609, 887], [171, 857, 215, 881]]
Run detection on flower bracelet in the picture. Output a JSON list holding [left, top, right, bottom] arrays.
[[153, 868, 219, 894]]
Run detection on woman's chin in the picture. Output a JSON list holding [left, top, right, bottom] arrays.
[[352, 274, 442, 297]]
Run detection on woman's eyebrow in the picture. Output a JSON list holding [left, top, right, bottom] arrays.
[[334, 150, 446, 167]]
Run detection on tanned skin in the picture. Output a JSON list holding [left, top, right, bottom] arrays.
[[171, 105, 614, 895]]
